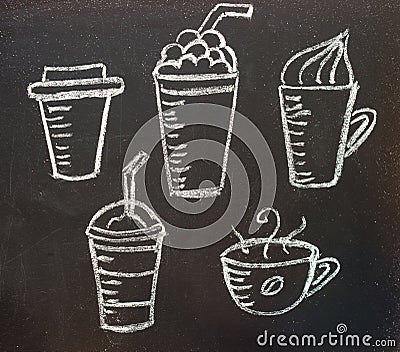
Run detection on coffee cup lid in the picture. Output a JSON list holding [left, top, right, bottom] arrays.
[[27, 63, 125, 102]]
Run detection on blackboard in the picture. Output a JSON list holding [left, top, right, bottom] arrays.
[[1, 0, 399, 351]]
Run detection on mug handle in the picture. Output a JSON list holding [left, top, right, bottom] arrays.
[[306, 257, 341, 298], [344, 108, 377, 158]]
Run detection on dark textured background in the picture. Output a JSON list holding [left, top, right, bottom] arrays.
[[0, 0, 399, 351]]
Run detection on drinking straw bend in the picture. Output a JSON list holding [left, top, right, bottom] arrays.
[[123, 151, 149, 218], [198, 3, 254, 33]]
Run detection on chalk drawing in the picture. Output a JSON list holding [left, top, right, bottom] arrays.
[[153, 3, 253, 198], [27, 63, 125, 181], [221, 208, 340, 315], [86, 151, 166, 333], [279, 30, 377, 188]]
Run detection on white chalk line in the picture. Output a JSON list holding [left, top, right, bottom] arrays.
[[163, 122, 185, 130], [171, 152, 187, 158], [105, 299, 119, 304], [55, 145, 69, 151], [49, 122, 72, 129], [51, 132, 73, 138], [230, 284, 253, 291], [162, 100, 185, 106], [286, 110, 311, 118], [345, 107, 377, 158], [295, 171, 313, 176], [225, 267, 251, 276], [318, 44, 344, 85], [156, 73, 237, 81], [312, 263, 331, 287], [55, 154, 71, 160], [94, 244, 157, 253], [99, 268, 155, 278], [234, 294, 250, 300], [286, 119, 308, 126], [163, 111, 176, 117], [172, 177, 187, 183], [285, 103, 303, 111], [160, 84, 235, 96], [163, 116, 178, 122], [47, 105, 72, 113], [285, 95, 301, 102], [29, 86, 124, 102], [101, 289, 119, 296], [168, 143, 187, 151], [232, 226, 249, 255], [282, 84, 353, 91], [98, 255, 114, 263], [227, 276, 245, 283], [224, 254, 299, 268], [46, 115, 64, 122], [295, 176, 316, 183], [103, 301, 152, 308], [170, 166, 191, 173], [101, 280, 122, 286], [90, 223, 163, 239], [292, 151, 306, 157], [289, 130, 304, 136], [198, 3, 253, 32], [43, 63, 107, 77], [28, 76, 124, 97]]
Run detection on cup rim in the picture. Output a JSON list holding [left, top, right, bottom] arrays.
[[279, 81, 358, 91], [153, 71, 238, 81], [220, 237, 319, 269]]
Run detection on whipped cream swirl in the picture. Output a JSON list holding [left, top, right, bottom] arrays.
[[281, 30, 354, 86]]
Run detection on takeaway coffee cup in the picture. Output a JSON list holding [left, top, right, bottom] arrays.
[[27, 63, 124, 181]]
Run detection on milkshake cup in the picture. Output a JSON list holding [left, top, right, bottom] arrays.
[[27, 63, 124, 181], [86, 151, 166, 333], [86, 200, 165, 333], [153, 3, 253, 198]]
